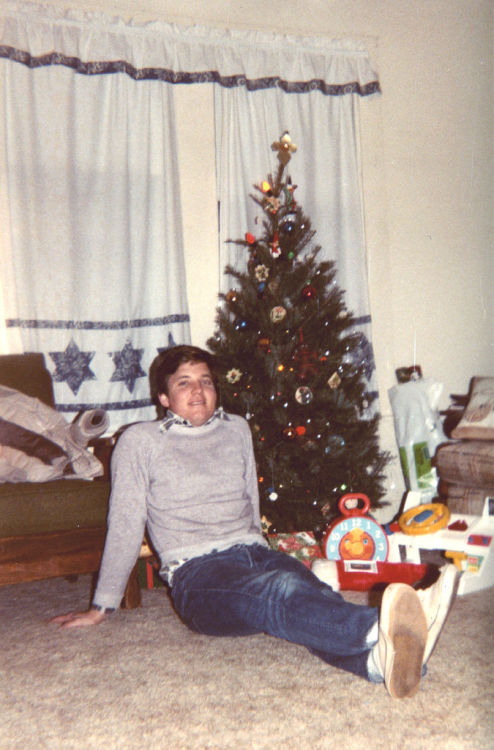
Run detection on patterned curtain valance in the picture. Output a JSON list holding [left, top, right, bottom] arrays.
[[0, 1, 380, 96]]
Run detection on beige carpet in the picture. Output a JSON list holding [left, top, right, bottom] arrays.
[[1, 574, 493, 750]]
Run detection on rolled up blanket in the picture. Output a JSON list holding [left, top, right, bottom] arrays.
[[0, 386, 105, 481], [69, 409, 110, 446]]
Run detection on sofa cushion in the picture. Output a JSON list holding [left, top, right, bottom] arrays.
[[0, 479, 110, 536], [439, 482, 493, 515], [435, 440, 494, 489], [452, 377, 494, 440]]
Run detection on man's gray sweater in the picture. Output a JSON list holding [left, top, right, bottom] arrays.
[[93, 413, 266, 610]]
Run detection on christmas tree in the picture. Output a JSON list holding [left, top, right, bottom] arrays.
[[207, 133, 389, 534]]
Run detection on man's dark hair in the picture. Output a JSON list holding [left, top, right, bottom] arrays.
[[150, 346, 218, 414]]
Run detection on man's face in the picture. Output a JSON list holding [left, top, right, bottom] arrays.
[[158, 361, 217, 427]]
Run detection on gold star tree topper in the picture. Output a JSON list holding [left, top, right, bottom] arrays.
[[271, 131, 297, 165]]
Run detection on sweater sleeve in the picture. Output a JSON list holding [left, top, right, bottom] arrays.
[[240, 418, 263, 533], [92, 425, 149, 610]]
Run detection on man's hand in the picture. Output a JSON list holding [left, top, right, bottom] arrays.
[[49, 608, 107, 629]]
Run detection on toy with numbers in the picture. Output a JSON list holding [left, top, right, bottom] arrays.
[[387, 491, 494, 595], [318, 493, 431, 591], [323, 493, 388, 562]]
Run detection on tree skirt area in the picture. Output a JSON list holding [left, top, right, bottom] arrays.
[[1, 574, 493, 750]]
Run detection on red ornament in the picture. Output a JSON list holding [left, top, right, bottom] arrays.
[[301, 284, 317, 300], [271, 231, 281, 258], [285, 177, 297, 209], [245, 233, 256, 245], [291, 343, 319, 381]]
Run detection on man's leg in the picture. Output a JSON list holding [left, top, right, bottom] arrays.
[[171, 544, 378, 682]]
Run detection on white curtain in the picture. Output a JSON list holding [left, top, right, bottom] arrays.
[[0, 1, 381, 427], [0, 2, 191, 431], [215, 73, 379, 394]]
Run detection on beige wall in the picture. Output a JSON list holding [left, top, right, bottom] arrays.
[[39, 0, 494, 513]]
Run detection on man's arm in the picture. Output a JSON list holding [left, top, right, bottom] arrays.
[[51, 426, 149, 628], [240, 418, 263, 532]]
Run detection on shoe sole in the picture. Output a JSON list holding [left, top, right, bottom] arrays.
[[381, 584, 428, 699]]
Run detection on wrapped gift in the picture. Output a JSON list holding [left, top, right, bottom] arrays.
[[267, 531, 324, 567]]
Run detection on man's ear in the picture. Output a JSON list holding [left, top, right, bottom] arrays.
[[158, 393, 170, 409]]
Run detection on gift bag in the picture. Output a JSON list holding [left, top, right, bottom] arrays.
[[388, 378, 445, 492]]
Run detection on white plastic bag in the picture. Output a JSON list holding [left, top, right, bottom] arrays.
[[388, 378, 446, 492]]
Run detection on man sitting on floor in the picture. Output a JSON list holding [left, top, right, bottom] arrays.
[[52, 345, 459, 699]]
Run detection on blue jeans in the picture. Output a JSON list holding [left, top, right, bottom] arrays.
[[171, 543, 380, 682]]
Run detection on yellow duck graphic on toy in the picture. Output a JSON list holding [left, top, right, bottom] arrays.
[[340, 526, 375, 560]]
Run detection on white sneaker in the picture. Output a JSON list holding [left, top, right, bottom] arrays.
[[417, 564, 460, 663], [371, 583, 427, 699]]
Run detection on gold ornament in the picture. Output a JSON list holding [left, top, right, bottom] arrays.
[[270, 305, 287, 323], [265, 195, 281, 214], [327, 372, 342, 389], [226, 368, 242, 384], [255, 264, 270, 282], [295, 386, 314, 405], [261, 515, 273, 532]]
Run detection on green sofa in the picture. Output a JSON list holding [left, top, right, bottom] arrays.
[[0, 352, 140, 607]]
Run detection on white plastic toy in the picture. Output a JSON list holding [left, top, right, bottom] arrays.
[[387, 491, 494, 595]]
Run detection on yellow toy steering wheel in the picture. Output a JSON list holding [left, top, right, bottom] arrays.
[[398, 503, 451, 536]]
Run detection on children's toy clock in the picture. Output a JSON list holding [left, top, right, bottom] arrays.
[[318, 493, 431, 591], [322, 493, 389, 562]]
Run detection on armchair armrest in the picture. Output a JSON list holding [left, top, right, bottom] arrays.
[[89, 435, 119, 482]]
